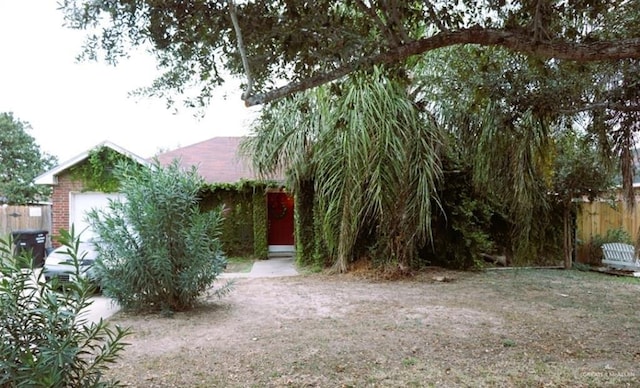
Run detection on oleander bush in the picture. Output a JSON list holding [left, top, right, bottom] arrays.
[[87, 159, 231, 313], [0, 229, 129, 387]]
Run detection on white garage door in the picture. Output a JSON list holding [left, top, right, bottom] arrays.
[[69, 192, 123, 241]]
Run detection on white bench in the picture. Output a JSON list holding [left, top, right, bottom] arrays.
[[601, 243, 640, 271]]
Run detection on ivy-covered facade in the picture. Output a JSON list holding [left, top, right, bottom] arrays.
[[153, 137, 287, 259], [199, 182, 277, 259]]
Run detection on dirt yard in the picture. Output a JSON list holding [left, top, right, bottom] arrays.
[[103, 269, 640, 387]]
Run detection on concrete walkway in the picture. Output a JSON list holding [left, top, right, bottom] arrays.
[[86, 256, 298, 324], [249, 256, 298, 277], [220, 256, 299, 279]]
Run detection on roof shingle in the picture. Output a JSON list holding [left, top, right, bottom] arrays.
[[154, 137, 259, 183]]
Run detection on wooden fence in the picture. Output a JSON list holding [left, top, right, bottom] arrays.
[[575, 199, 640, 263], [0, 204, 52, 242], [577, 200, 640, 242]]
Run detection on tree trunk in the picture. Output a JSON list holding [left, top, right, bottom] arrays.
[[563, 205, 573, 269], [332, 199, 353, 274]]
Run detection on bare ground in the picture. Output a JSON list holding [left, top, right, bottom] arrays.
[[104, 269, 640, 387]]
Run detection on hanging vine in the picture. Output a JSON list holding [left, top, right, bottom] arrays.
[[69, 146, 132, 192]]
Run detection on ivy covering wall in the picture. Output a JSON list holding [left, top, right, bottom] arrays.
[[67, 147, 275, 259], [252, 190, 268, 259], [199, 182, 274, 258], [68, 146, 133, 192]]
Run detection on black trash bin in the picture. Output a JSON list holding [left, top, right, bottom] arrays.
[[11, 229, 49, 268]]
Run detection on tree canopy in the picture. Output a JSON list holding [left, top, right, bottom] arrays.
[[0, 113, 57, 204], [59, 0, 640, 107], [243, 41, 619, 271]]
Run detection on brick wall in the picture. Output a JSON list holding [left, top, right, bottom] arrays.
[[50, 171, 84, 246]]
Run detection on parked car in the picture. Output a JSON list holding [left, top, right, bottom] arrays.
[[43, 242, 100, 290]]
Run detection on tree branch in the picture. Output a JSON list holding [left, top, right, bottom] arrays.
[[531, 0, 551, 42], [560, 102, 640, 114], [227, 0, 253, 100], [384, 0, 410, 44], [244, 28, 640, 106]]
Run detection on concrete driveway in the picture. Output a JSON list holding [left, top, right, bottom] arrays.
[[83, 295, 121, 325], [14, 268, 121, 326]]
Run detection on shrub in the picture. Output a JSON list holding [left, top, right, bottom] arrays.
[[422, 167, 496, 270], [0, 230, 129, 387], [87, 159, 230, 313]]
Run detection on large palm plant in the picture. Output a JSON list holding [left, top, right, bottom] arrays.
[[315, 68, 443, 272], [419, 46, 616, 265], [245, 66, 443, 272]]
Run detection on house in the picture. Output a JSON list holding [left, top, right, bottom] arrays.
[[35, 137, 294, 258], [154, 137, 294, 258]]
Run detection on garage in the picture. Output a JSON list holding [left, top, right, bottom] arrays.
[[34, 141, 150, 246], [69, 192, 123, 241]]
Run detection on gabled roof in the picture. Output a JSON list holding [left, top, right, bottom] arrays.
[[34, 140, 151, 185], [155, 136, 276, 183]]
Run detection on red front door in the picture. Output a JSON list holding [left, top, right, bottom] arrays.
[[267, 192, 295, 245]]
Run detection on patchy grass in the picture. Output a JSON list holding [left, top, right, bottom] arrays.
[[104, 268, 640, 387], [224, 256, 256, 273]]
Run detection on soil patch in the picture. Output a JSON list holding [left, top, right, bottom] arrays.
[[104, 269, 640, 387]]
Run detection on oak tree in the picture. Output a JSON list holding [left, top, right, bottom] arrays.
[[58, 1, 640, 107]]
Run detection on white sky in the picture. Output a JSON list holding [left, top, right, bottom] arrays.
[[0, 1, 259, 162]]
